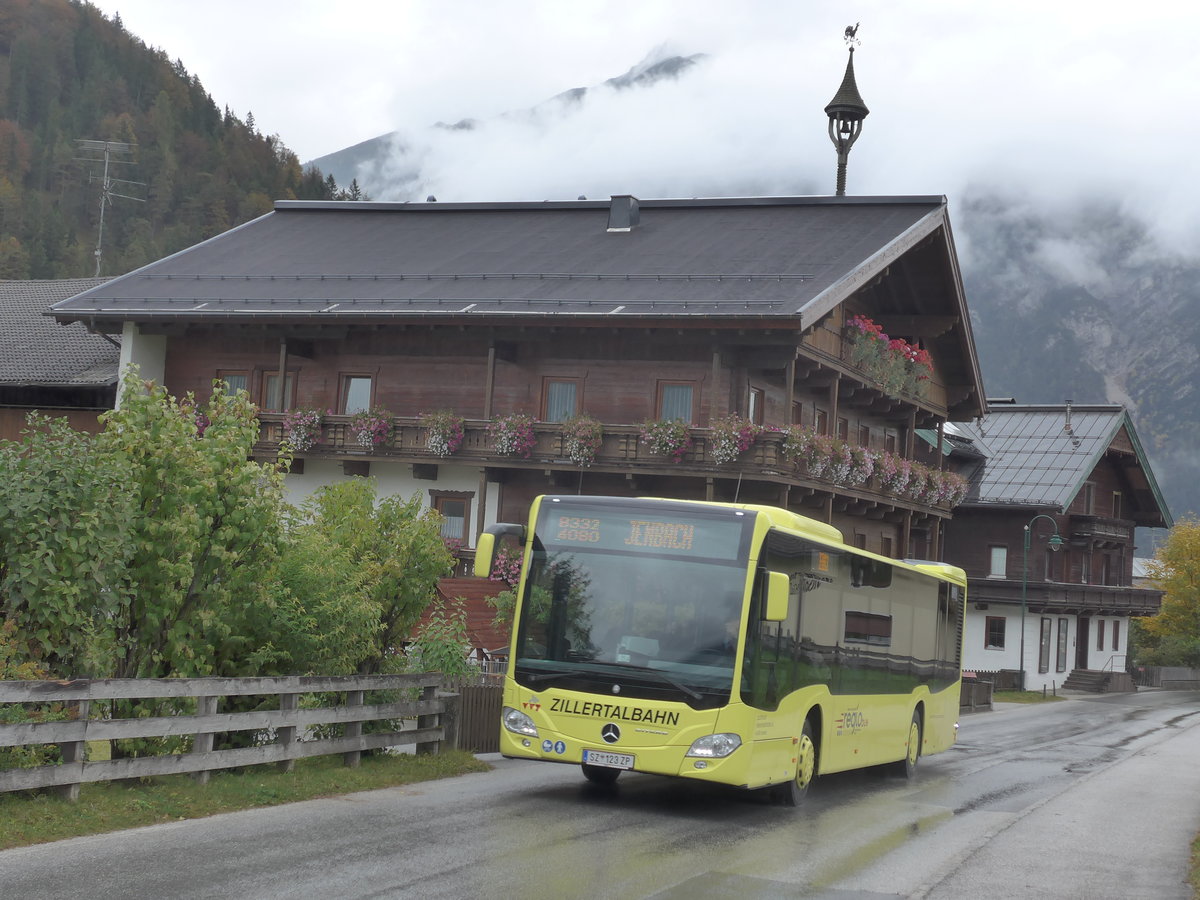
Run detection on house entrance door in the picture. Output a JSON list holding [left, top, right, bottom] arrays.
[[1076, 617, 1090, 669]]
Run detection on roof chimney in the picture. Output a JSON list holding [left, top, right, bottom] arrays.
[[607, 195, 640, 232]]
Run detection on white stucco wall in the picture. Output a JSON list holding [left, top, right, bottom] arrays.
[[116, 321, 166, 406], [963, 608, 1130, 692], [279, 458, 501, 546]]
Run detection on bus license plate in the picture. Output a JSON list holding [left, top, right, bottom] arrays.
[[583, 749, 634, 769]]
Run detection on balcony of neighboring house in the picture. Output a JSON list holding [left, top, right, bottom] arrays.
[[966, 574, 1163, 618], [253, 412, 964, 517], [1068, 515, 1134, 547]]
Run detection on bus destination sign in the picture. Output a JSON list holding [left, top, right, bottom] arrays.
[[553, 516, 694, 550], [546, 508, 745, 560]]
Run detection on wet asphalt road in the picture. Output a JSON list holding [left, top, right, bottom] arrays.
[[2, 689, 1198, 899]]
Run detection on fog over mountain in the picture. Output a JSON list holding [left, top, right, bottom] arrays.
[[310, 47, 1199, 524]]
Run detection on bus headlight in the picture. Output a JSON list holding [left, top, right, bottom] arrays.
[[685, 733, 742, 758], [501, 706, 539, 738]]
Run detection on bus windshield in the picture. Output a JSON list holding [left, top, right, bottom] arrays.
[[513, 498, 755, 708]]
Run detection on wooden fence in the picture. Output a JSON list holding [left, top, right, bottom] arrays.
[[0, 674, 459, 801], [1132, 666, 1200, 689], [959, 677, 993, 713], [443, 677, 503, 753]]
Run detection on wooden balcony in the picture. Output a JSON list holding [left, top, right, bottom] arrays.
[[801, 322, 949, 413], [1068, 515, 1134, 548], [968, 576, 1163, 617], [255, 413, 956, 515]]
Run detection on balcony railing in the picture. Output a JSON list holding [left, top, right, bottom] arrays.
[[1069, 515, 1134, 545], [256, 413, 958, 512], [802, 322, 949, 410], [968, 576, 1163, 616]]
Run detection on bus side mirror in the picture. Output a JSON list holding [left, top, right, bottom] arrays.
[[764, 571, 789, 621], [473, 532, 497, 578], [473, 522, 527, 578]]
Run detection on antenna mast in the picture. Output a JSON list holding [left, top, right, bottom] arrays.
[[75, 140, 145, 276]]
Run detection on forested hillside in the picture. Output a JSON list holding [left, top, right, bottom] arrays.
[[0, 0, 336, 279]]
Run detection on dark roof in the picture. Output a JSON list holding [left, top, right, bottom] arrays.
[[49, 195, 950, 328], [953, 404, 1171, 527], [0, 279, 119, 386], [432, 577, 510, 652]]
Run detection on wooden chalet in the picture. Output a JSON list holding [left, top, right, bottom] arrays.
[[49, 194, 987, 564], [0, 278, 117, 440], [942, 402, 1172, 692]]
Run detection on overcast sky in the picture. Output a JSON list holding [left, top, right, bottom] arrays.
[[90, 0, 1199, 250]]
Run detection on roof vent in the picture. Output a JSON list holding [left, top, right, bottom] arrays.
[[607, 195, 640, 232]]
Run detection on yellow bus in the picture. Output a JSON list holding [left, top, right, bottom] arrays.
[[474, 495, 965, 804]]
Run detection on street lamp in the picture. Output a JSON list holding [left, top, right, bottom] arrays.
[[1019, 514, 1066, 689]]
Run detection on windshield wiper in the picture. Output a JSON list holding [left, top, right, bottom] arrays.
[[583, 661, 705, 701], [523, 669, 576, 686]]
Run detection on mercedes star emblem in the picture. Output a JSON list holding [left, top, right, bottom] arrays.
[[601, 723, 621, 744]]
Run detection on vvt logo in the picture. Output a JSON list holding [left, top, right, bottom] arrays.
[[601, 723, 621, 744]]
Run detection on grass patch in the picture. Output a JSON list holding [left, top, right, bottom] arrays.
[[993, 690, 1068, 704], [0, 750, 489, 850], [1191, 830, 1199, 895]]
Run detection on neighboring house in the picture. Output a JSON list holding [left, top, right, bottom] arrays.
[[430, 577, 511, 663], [1131, 557, 1157, 589], [0, 278, 118, 440], [941, 402, 1171, 691], [48, 195, 987, 567]]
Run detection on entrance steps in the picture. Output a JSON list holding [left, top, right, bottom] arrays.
[[1061, 669, 1137, 693]]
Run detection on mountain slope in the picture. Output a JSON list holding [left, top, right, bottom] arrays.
[[307, 51, 708, 198], [0, 0, 335, 279]]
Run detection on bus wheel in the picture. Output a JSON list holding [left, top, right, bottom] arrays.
[[581, 763, 621, 786], [775, 720, 817, 806], [894, 709, 921, 778]]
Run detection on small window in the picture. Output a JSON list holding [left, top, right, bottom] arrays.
[[815, 408, 829, 435], [791, 401, 803, 425], [836, 417, 849, 441], [1112, 492, 1122, 519], [1112, 620, 1120, 651], [988, 545, 1008, 578], [1056, 617, 1069, 672], [884, 430, 897, 454], [845, 611, 891, 647], [219, 371, 249, 395], [880, 536, 893, 558], [1081, 553, 1091, 584], [657, 382, 695, 422], [748, 387, 765, 425], [1082, 482, 1095, 514], [543, 379, 579, 422], [341, 375, 373, 414], [1096, 619, 1105, 651], [853, 533, 867, 550], [858, 424, 870, 447], [430, 491, 472, 544], [262, 371, 295, 412], [985, 616, 1006, 650]]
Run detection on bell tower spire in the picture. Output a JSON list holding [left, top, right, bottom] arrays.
[[824, 24, 870, 196]]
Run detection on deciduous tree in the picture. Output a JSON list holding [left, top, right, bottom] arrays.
[[98, 372, 288, 678], [297, 479, 453, 673], [0, 415, 132, 676], [1134, 518, 1200, 667]]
